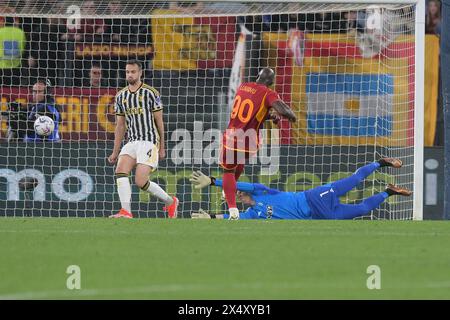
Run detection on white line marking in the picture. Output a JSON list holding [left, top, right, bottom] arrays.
[[0, 282, 305, 299]]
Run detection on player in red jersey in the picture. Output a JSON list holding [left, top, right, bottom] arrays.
[[220, 68, 297, 219]]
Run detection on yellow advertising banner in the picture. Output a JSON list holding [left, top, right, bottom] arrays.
[[424, 35, 440, 146], [151, 9, 235, 70], [151, 10, 197, 70]]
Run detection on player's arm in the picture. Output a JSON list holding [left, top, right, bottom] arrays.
[[223, 209, 257, 220], [108, 93, 126, 164], [153, 110, 166, 160], [191, 209, 255, 220], [191, 209, 226, 219], [270, 100, 297, 123], [266, 108, 281, 125], [189, 171, 278, 195], [108, 115, 126, 164], [25, 104, 37, 136], [190, 170, 257, 192], [215, 179, 265, 194]]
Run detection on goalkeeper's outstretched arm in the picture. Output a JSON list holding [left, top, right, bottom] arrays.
[[191, 209, 225, 219], [191, 209, 256, 220], [189, 170, 278, 195]]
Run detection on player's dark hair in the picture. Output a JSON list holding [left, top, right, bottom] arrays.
[[34, 78, 54, 104], [126, 59, 143, 70], [91, 62, 102, 69]]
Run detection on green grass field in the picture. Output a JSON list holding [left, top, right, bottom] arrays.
[[0, 218, 449, 299]]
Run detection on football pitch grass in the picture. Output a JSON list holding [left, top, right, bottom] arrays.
[[0, 218, 449, 299]]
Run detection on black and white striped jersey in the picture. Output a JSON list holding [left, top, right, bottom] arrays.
[[114, 83, 163, 143]]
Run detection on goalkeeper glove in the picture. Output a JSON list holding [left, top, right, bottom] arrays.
[[191, 208, 216, 219], [189, 170, 216, 189]]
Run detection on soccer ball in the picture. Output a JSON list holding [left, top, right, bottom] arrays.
[[34, 115, 55, 136]]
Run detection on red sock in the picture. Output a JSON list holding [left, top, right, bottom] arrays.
[[234, 164, 244, 180], [222, 172, 237, 208]]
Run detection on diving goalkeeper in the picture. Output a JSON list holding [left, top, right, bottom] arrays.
[[189, 158, 412, 220]]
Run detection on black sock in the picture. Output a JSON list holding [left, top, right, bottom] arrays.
[[385, 188, 396, 196]]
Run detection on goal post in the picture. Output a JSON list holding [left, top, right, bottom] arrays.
[[413, 0, 425, 221], [0, 0, 424, 220], [443, 0, 450, 220]]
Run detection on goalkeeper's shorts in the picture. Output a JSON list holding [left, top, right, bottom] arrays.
[[305, 184, 340, 219]]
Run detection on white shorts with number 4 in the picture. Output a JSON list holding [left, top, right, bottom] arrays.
[[119, 141, 159, 170]]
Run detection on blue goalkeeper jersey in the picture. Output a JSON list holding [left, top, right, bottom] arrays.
[[214, 179, 311, 220]]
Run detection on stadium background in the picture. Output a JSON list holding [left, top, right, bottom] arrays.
[[0, 1, 444, 218]]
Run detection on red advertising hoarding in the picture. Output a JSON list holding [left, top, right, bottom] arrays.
[[1, 87, 117, 141]]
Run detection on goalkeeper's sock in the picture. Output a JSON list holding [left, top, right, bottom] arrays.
[[142, 181, 173, 205], [116, 175, 132, 212], [222, 172, 237, 209]]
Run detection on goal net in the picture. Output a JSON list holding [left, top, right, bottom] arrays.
[[0, 0, 423, 220]]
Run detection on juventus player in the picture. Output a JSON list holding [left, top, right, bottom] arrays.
[[108, 60, 178, 218]]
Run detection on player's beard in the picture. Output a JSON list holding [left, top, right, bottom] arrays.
[[127, 78, 138, 86]]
